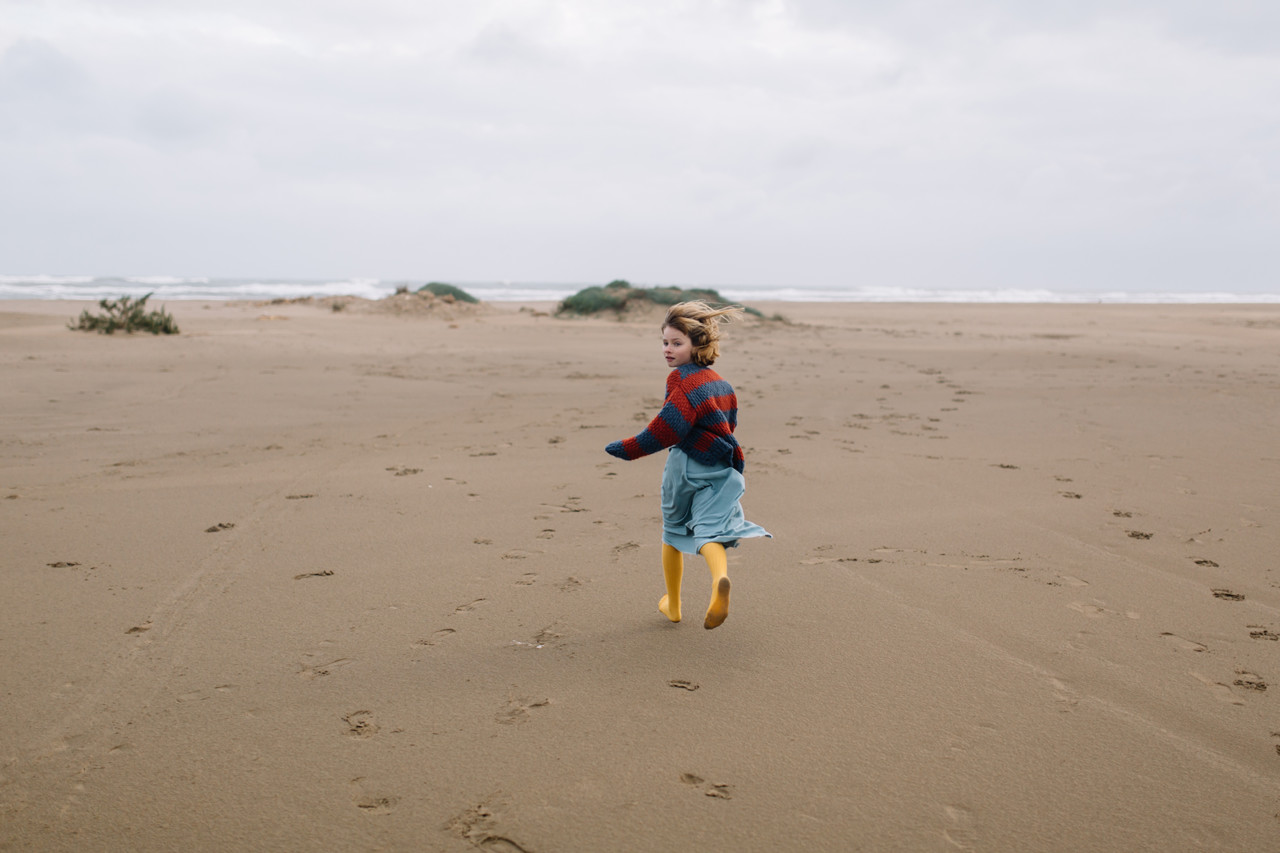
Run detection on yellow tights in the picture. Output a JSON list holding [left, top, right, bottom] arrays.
[[659, 542, 731, 630]]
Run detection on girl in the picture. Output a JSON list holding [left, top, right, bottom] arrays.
[[606, 301, 771, 629]]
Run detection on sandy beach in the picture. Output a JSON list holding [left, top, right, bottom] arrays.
[[2, 297, 1278, 851]]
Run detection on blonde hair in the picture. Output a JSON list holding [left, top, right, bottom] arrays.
[[662, 301, 744, 366]]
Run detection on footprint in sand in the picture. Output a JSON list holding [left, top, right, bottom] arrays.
[[350, 777, 398, 815], [540, 497, 586, 513], [495, 696, 549, 725], [204, 522, 235, 533], [513, 626, 564, 650], [453, 598, 486, 614], [1068, 602, 1108, 619], [668, 679, 700, 691], [1048, 678, 1080, 712], [1160, 633, 1207, 653], [1212, 588, 1245, 601], [298, 648, 354, 680], [515, 573, 537, 586], [298, 658, 353, 680], [1190, 672, 1246, 706], [1249, 626, 1279, 641], [557, 576, 583, 592], [1057, 575, 1089, 587], [1233, 671, 1267, 692], [679, 773, 733, 799], [1069, 602, 1139, 620], [800, 545, 838, 565], [536, 529, 555, 540], [612, 541, 640, 560], [354, 796, 398, 815], [343, 710, 379, 739], [448, 800, 533, 853], [943, 804, 979, 850], [532, 625, 562, 646], [177, 684, 235, 703], [293, 569, 334, 580], [413, 628, 456, 647]]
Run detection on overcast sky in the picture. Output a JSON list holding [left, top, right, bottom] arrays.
[[2, 1, 1278, 291]]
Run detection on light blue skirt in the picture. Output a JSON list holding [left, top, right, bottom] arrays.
[[661, 447, 772, 555]]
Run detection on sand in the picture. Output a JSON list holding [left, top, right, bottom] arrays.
[[2, 298, 1278, 851]]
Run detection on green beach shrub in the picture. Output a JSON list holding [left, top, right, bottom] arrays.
[[556, 281, 763, 318], [557, 285, 630, 314], [69, 294, 179, 335], [417, 282, 479, 303]]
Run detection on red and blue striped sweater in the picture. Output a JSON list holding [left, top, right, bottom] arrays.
[[605, 363, 746, 474]]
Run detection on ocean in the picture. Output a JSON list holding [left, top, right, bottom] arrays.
[[2, 275, 1278, 304]]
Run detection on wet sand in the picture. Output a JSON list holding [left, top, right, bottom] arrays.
[[2, 298, 1278, 851]]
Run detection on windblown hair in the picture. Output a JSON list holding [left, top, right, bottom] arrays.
[[662, 301, 744, 367]]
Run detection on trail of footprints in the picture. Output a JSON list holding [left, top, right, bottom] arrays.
[[274, 450, 752, 836], [795, 359, 993, 448], [984, 466, 1275, 663], [295, 492, 595, 820], [105, 456, 735, 830], [809, 474, 1274, 732]]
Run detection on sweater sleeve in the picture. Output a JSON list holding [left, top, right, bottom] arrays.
[[605, 377, 695, 461]]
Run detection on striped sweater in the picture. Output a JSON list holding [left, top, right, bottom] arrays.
[[605, 363, 745, 473]]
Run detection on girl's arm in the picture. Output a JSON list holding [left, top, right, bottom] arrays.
[[605, 385, 695, 462]]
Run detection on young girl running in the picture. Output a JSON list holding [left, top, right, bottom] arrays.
[[606, 301, 771, 629]]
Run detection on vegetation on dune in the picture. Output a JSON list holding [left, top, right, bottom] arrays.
[[556, 280, 763, 317], [68, 294, 179, 335], [416, 282, 479, 303]]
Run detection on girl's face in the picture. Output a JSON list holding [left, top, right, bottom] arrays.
[[662, 326, 694, 368]]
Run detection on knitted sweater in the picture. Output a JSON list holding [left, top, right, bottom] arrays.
[[605, 363, 745, 473]]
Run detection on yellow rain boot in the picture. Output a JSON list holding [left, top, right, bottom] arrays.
[[659, 544, 683, 623], [700, 542, 730, 629]]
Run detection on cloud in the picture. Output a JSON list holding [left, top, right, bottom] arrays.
[[1, 36, 89, 96], [0, 37, 94, 133], [1, 0, 1278, 288]]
